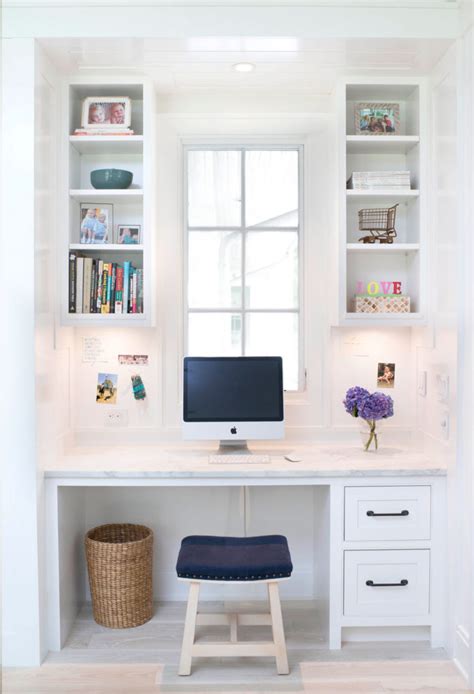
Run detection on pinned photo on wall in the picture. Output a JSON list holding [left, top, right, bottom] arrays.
[[131, 374, 146, 400], [96, 372, 118, 404], [118, 354, 149, 365], [377, 362, 395, 389]]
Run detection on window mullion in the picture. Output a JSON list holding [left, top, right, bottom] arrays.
[[241, 148, 246, 356]]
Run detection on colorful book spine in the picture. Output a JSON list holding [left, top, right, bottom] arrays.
[[100, 264, 109, 314], [83, 257, 92, 314], [129, 270, 134, 313], [137, 269, 144, 314], [115, 266, 124, 314], [96, 260, 103, 312], [68, 253, 76, 313], [132, 270, 137, 313], [123, 261, 130, 314], [76, 257, 84, 313], [110, 263, 116, 313], [106, 265, 112, 311], [90, 259, 97, 313]]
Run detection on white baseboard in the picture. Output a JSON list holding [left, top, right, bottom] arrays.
[[343, 626, 430, 642]]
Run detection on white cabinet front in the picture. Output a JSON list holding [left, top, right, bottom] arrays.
[[344, 486, 431, 541], [344, 549, 430, 617]]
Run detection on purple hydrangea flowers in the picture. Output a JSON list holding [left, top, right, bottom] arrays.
[[343, 386, 370, 417], [343, 387, 393, 421], [358, 392, 394, 421], [343, 386, 394, 451]]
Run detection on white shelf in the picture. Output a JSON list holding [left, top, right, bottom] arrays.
[[69, 189, 144, 203], [339, 312, 425, 327], [69, 244, 143, 252], [346, 189, 419, 200], [69, 135, 144, 155], [346, 243, 420, 253], [63, 312, 147, 326], [346, 135, 419, 154]]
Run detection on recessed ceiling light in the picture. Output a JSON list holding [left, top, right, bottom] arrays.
[[233, 62, 255, 73]]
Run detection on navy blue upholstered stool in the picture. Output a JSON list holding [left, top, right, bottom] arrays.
[[176, 535, 293, 676]]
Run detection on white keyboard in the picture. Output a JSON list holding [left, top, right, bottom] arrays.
[[208, 454, 271, 465]]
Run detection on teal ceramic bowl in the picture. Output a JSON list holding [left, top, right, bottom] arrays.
[[90, 168, 133, 189]]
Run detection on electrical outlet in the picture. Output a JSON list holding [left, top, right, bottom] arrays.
[[104, 410, 128, 427], [436, 373, 449, 403]]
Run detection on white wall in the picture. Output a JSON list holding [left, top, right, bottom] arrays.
[[34, 43, 75, 661], [1, 37, 73, 667], [1, 38, 42, 667], [415, 35, 473, 684], [455, 19, 474, 687]]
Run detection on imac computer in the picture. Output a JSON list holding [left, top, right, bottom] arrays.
[[183, 356, 284, 459]]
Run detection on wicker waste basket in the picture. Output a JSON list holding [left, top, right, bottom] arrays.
[[85, 523, 153, 628]]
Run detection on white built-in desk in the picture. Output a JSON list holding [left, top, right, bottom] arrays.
[[44, 443, 447, 654]]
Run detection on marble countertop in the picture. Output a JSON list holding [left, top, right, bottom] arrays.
[[44, 442, 446, 479]]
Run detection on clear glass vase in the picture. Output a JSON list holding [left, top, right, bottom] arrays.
[[359, 419, 382, 452]]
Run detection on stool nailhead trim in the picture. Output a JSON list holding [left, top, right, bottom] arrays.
[[177, 571, 291, 580]]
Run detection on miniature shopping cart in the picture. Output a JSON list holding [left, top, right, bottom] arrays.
[[358, 204, 398, 244]]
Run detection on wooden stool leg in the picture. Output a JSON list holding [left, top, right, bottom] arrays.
[[268, 581, 289, 675], [179, 581, 200, 676]]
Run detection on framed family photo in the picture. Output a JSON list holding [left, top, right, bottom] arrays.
[[377, 362, 396, 388], [81, 96, 132, 130], [355, 102, 400, 135], [116, 224, 141, 245], [80, 204, 113, 244]]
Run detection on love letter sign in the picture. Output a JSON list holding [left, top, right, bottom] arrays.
[[356, 280, 402, 295]]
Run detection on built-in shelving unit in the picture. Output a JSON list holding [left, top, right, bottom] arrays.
[[61, 79, 155, 326], [338, 79, 427, 326]]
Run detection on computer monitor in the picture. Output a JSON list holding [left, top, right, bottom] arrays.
[[183, 356, 284, 449]]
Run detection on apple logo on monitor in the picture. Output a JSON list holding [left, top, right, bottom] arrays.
[[230, 426, 237, 435]]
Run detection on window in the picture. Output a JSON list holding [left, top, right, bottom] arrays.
[[185, 146, 302, 391]]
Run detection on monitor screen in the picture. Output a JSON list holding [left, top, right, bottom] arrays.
[[183, 357, 283, 422]]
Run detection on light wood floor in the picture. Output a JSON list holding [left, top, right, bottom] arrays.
[[3, 601, 471, 694]]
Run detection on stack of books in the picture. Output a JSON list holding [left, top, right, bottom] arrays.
[[72, 129, 135, 136], [347, 171, 411, 190], [68, 253, 144, 314]]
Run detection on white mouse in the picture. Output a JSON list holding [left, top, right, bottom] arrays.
[[284, 452, 302, 462]]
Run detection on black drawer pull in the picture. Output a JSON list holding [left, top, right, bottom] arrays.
[[366, 579, 408, 587], [366, 510, 409, 517]]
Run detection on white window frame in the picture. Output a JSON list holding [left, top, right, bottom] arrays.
[[183, 143, 305, 392]]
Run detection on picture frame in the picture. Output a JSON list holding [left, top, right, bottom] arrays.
[[377, 362, 396, 389], [81, 96, 132, 130], [116, 224, 141, 245], [96, 372, 118, 404], [355, 102, 400, 135], [80, 203, 114, 244]]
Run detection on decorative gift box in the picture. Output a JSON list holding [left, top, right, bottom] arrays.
[[354, 294, 410, 313]]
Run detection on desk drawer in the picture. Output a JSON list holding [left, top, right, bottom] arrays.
[[344, 549, 430, 618], [344, 486, 431, 541]]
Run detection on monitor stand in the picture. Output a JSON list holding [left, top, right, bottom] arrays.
[[218, 440, 250, 454]]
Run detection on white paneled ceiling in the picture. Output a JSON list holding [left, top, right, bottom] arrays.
[[42, 37, 452, 94], [6, 0, 460, 5]]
